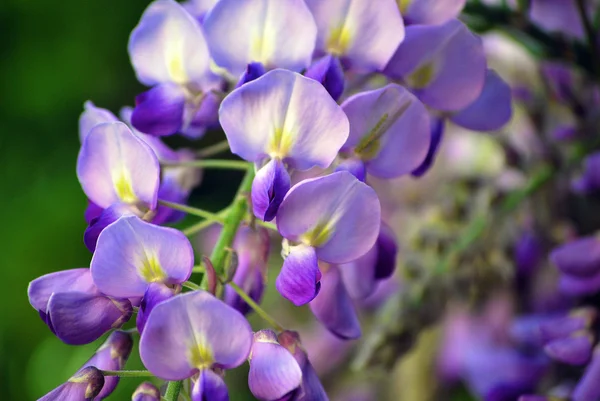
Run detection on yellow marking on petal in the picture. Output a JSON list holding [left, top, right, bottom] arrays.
[[406, 62, 436, 89], [139, 255, 167, 283], [168, 54, 188, 84], [268, 127, 295, 159], [301, 219, 337, 248], [188, 335, 215, 370], [326, 24, 353, 56], [397, 0, 413, 13], [113, 172, 138, 204], [164, 23, 188, 84]]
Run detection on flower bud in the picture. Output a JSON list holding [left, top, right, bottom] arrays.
[[544, 331, 593, 365], [39, 366, 105, 401], [132, 382, 161, 401], [248, 330, 302, 401]]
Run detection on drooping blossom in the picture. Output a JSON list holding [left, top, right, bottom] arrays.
[[39, 367, 105, 401], [219, 69, 349, 221], [204, 0, 317, 77], [384, 19, 487, 112], [27, 268, 132, 345], [91, 216, 193, 298], [339, 83, 431, 179], [275, 171, 381, 305], [305, 0, 405, 72], [139, 291, 253, 400], [128, 0, 221, 137], [248, 330, 303, 400]]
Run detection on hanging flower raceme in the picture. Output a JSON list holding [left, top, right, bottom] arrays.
[[275, 171, 381, 306], [384, 19, 487, 112], [77, 121, 160, 252], [128, 0, 221, 137], [140, 291, 253, 400], [39, 366, 105, 401], [91, 216, 193, 332], [219, 69, 350, 221], [399, 0, 466, 26], [338, 83, 431, 179], [203, 0, 317, 77], [27, 268, 133, 345], [248, 330, 303, 401], [305, 0, 405, 72]]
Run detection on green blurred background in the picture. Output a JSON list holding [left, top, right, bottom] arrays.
[[0, 1, 247, 399]]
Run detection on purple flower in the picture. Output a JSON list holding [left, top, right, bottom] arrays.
[[139, 291, 253, 384], [275, 171, 381, 305], [132, 382, 161, 401], [136, 282, 178, 333], [305, 0, 405, 72], [551, 236, 600, 278], [79, 101, 119, 142], [39, 366, 105, 401], [450, 69, 513, 132], [181, 0, 219, 23], [573, 347, 600, 401], [219, 69, 349, 221], [411, 117, 445, 177], [514, 231, 543, 277], [248, 330, 303, 401], [91, 216, 193, 298], [573, 152, 600, 194], [529, 0, 586, 40], [304, 55, 345, 101], [27, 268, 133, 345], [81, 331, 134, 399], [384, 19, 487, 112], [544, 332, 593, 366], [340, 84, 431, 179], [277, 331, 329, 401], [309, 264, 361, 339], [203, 0, 317, 76], [128, 0, 220, 137], [400, 0, 466, 26]]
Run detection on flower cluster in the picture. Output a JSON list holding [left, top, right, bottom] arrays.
[[27, 0, 516, 400]]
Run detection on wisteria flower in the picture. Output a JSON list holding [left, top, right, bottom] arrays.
[[275, 171, 381, 305], [219, 69, 349, 221], [140, 291, 253, 400], [128, 0, 221, 137], [204, 0, 317, 77], [39, 366, 105, 401], [400, 0, 466, 26]]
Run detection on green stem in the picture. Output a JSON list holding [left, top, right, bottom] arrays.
[[182, 281, 201, 291], [254, 219, 279, 232], [203, 168, 255, 286], [100, 370, 155, 377], [197, 140, 231, 158], [163, 159, 251, 171], [181, 208, 229, 237], [228, 282, 285, 331], [158, 200, 225, 223], [165, 380, 183, 401], [192, 265, 206, 274]]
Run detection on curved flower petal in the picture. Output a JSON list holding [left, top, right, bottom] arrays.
[[310, 265, 361, 339], [373, 222, 398, 280], [249, 330, 302, 401], [131, 83, 186, 136], [128, 0, 213, 86], [252, 159, 291, 221], [306, 0, 405, 71], [140, 291, 253, 380], [550, 236, 600, 277], [402, 0, 466, 25], [558, 271, 600, 296], [450, 70, 512, 132], [384, 19, 486, 111], [132, 382, 161, 401], [236, 62, 267, 88], [277, 171, 381, 263], [48, 292, 133, 345], [341, 84, 430, 178], [83, 331, 134, 400], [219, 69, 349, 169], [335, 157, 366, 182], [84, 203, 139, 253], [39, 367, 105, 401], [91, 216, 194, 298], [77, 122, 160, 209], [204, 0, 317, 76], [136, 282, 177, 334], [572, 152, 600, 194], [411, 117, 444, 177], [339, 245, 378, 300], [304, 55, 345, 101], [276, 245, 321, 306], [529, 0, 585, 40], [191, 369, 229, 401], [573, 347, 600, 401], [28, 268, 96, 314], [79, 101, 118, 142], [544, 333, 593, 365]]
